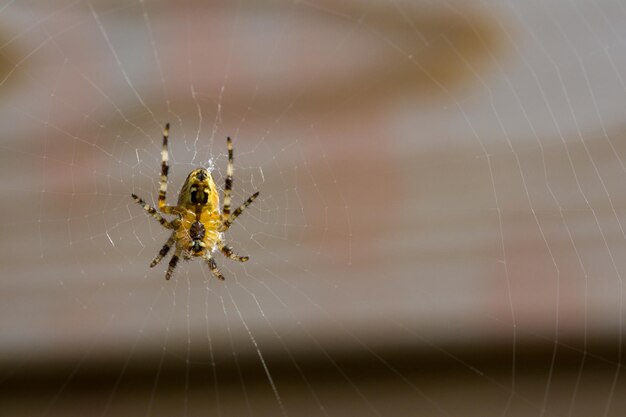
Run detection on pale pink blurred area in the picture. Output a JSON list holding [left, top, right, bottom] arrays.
[[2, 0, 626, 416]]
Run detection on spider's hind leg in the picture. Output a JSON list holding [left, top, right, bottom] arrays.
[[151, 232, 175, 267], [204, 254, 225, 281], [165, 248, 182, 280], [219, 242, 249, 262]]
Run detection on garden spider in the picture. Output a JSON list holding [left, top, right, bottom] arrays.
[[131, 123, 259, 281]]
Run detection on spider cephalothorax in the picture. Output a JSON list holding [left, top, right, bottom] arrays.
[[131, 123, 259, 280]]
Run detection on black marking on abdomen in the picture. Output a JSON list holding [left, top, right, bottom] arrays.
[[190, 221, 206, 241]]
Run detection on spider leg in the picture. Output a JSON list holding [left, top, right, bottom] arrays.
[[204, 253, 225, 281], [131, 193, 172, 229], [222, 136, 234, 217], [150, 232, 175, 267], [219, 242, 249, 262], [157, 122, 178, 215], [221, 191, 260, 231], [165, 247, 182, 280]]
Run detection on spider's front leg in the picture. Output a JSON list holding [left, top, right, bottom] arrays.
[[157, 122, 180, 215], [223, 136, 234, 217], [131, 193, 173, 229], [220, 191, 260, 231], [220, 136, 260, 231]]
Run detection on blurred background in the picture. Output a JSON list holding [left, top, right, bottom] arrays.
[[2, 0, 626, 415]]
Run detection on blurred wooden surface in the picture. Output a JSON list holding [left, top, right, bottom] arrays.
[[2, 0, 626, 415]]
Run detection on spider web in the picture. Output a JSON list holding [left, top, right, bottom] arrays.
[[1, 0, 626, 416]]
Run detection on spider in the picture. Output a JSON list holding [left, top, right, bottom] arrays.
[[131, 123, 259, 281]]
